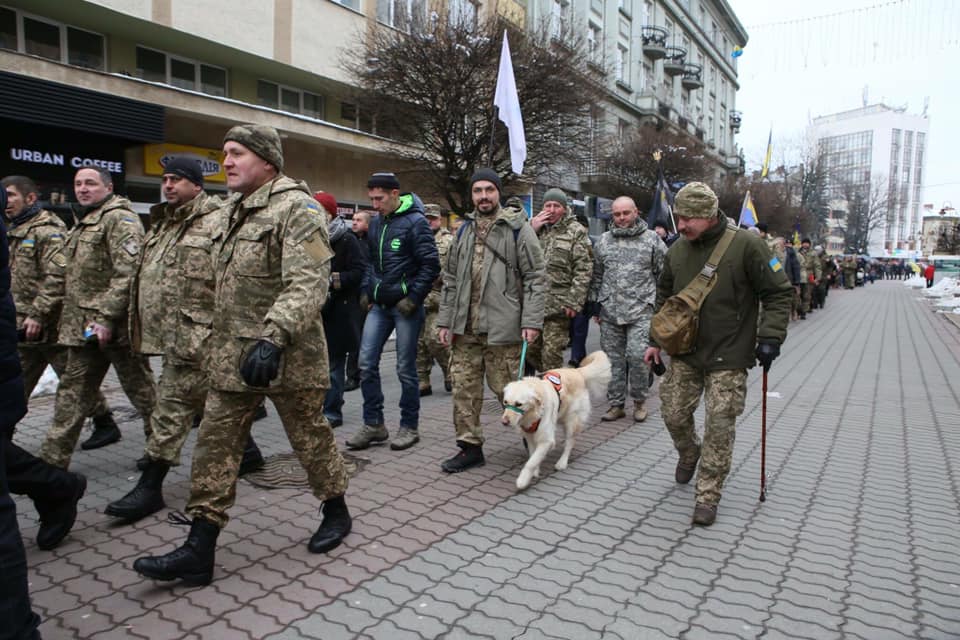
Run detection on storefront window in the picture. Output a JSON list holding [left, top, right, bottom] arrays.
[[24, 16, 60, 61], [136, 46, 166, 83], [170, 57, 196, 90], [0, 8, 16, 51], [67, 27, 103, 70], [200, 64, 226, 97]]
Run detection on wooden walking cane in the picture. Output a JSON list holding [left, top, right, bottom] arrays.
[[760, 368, 768, 502]]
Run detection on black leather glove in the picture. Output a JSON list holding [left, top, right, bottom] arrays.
[[755, 340, 780, 371], [359, 292, 370, 309], [240, 340, 283, 387], [396, 296, 418, 317]]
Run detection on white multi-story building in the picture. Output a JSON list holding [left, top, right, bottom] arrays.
[[810, 104, 930, 256]]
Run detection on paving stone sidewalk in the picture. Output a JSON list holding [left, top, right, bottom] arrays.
[[12, 281, 960, 639]]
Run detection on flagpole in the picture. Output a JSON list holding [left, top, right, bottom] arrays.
[[488, 107, 498, 166]]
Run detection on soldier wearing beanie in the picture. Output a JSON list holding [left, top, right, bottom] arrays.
[[135, 124, 353, 586], [644, 181, 792, 526], [436, 168, 545, 473], [527, 188, 593, 373], [415, 204, 454, 396]]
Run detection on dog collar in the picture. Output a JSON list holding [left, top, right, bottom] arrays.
[[516, 372, 563, 434], [522, 419, 540, 433]]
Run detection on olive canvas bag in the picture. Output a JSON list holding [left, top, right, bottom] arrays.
[[650, 223, 737, 356]]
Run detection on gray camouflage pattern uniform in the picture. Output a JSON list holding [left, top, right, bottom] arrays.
[[589, 218, 666, 406], [186, 175, 348, 529], [130, 191, 223, 466], [527, 210, 593, 372], [416, 223, 453, 388], [6, 207, 110, 416], [40, 195, 156, 468]]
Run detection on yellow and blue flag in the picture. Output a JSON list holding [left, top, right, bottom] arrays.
[[738, 190, 758, 228], [760, 128, 772, 179]]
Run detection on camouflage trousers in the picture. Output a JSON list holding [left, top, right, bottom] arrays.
[[600, 315, 651, 406], [659, 359, 747, 506], [18, 344, 110, 418], [790, 286, 801, 317], [144, 359, 208, 466], [416, 310, 450, 388], [526, 316, 570, 372], [187, 388, 348, 528], [801, 283, 814, 313], [449, 333, 520, 446], [40, 346, 156, 469]]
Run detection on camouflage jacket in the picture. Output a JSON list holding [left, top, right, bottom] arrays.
[[537, 211, 593, 319], [57, 195, 144, 347], [589, 219, 667, 325], [424, 227, 453, 313], [437, 203, 545, 345], [6, 208, 66, 343], [208, 176, 333, 392], [799, 248, 822, 282], [130, 192, 223, 364]]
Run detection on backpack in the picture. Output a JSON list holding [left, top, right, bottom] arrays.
[[650, 224, 737, 356]]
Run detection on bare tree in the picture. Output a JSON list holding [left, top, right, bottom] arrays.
[[838, 175, 889, 254], [344, 14, 604, 214]]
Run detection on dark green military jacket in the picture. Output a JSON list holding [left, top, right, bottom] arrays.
[[654, 213, 792, 371]]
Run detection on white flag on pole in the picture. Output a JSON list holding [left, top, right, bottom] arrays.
[[494, 30, 526, 176]]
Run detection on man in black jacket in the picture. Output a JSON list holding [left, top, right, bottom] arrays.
[[346, 173, 439, 452]]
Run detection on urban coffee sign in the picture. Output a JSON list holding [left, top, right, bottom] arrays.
[[8, 147, 124, 174]]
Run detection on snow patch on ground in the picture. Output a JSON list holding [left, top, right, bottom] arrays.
[[30, 366, 59, 397]]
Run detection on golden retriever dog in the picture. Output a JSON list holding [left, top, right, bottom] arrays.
[[501, 351, 611, 490]]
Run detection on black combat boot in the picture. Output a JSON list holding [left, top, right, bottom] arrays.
[[441, 441, 485, 473], [82, 412, 121, 450], [36, 473, 87, 550], [238, 435, 265, 476], [133, 516, 220, 586], [104, 460, 169, 522], [308, 495, 352, 554]]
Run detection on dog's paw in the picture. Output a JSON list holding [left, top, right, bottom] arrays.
[[516, 471, 532, 490], [555, 457, 569, 471]]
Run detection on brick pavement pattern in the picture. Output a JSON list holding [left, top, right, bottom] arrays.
[[11, 281, 960, 639]]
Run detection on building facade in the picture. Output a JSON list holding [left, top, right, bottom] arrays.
[[810, 104, 930, 257]]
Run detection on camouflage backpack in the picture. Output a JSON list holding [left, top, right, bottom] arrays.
[[650, 224, 737, 356]]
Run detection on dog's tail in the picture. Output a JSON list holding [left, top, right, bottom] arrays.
[[577, 351, 612, 401]]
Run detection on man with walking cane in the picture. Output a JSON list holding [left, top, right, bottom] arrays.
[[436, 169, 544, 473], [644, 183, 792, 526]]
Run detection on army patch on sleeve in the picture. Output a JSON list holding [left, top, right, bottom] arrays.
[[768, 257, 782, 272], [21, 239, 36, 248], [122, 238, 140, 256], [301, 232, 333, 263], [51, 252, 67, 268]]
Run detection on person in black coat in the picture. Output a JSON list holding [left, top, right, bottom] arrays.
[[316, 193, 365, 428]]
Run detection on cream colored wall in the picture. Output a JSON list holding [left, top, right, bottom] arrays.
[[88, 0, 152, 21], [170, 0, 274, 60], [290, 0, 368, 84]]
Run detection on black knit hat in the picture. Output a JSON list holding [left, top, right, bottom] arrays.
[[470, 168, 502, 193], [162, 156, 204, 187], [367, 172, 400, 190]]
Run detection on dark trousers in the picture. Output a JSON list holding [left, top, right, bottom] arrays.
[[569, 313, 589, 365], [0, 434, 42, 640]]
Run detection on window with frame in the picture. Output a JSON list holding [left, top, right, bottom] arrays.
[[257, 79, 324, 118], [449, 0, 477, 30], [616, 44, 629, 83], [377, 0, 427, 33], [330, 0, 358, 8], [587, 22, 602, 64], [0, 7, 105, 70], [551, 0, 569, 40], [136, 46, 227, 97]]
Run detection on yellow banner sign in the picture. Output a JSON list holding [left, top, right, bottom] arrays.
[[143, 143, 225, 183]]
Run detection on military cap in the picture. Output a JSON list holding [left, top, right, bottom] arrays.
[[674, 182, 719, 219], [423, 203, 443, 217], [542, 188, 568, 206], [224, 124, 284, 171]]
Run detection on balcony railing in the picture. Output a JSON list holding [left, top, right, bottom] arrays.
[[663, 46, 686, 76], [641, 26, 668, 60], [730, 110, 742, 132], [681, 63, 703, 90]]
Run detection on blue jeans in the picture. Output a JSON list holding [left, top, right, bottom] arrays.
[[359, 304, 424, 429], [323, 352, 346, 422]]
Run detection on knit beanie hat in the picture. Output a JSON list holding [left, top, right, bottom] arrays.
[[223, 124, 284, 171], [542, 188, 568, 207], [313, 191, 338, 217], [470, 168, 502, 193], [674, 182, 718, 219], [162, 156, 204, 187], [367, 172, 400, 190]]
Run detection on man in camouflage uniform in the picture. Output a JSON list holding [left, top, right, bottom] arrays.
[[134, 124, 350, 586], [645, 182, 791, 526], [416, 204, 453, 396], [589, 196, 666, 423], [798, 238, 821, 316], [105, 158, 260, 523], [437, 169, 545, 473], [527, 188, 593, 373], [2, 175, 115, 427], [842, 256, 857, 289], [39, 167, 156, 468]]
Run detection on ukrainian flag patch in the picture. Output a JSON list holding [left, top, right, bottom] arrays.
[[21, 239, 35, 247], [769, 257, 782, 272]]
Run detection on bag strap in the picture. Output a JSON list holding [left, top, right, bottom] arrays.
[[679, 223, 738, 310]]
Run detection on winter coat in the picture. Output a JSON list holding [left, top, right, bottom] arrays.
[[784, 246, 802, 285], [537, 211, 594, 319], [589, 218, 667, 325], [322, 216, 365, 357], [437, 203, 545, 345], [654, 213, 792, 371], [6, 207, 67, 343], [1, 204, 27, 435], [362, 193, 439, 307]]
